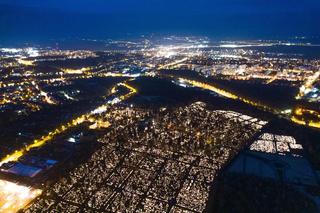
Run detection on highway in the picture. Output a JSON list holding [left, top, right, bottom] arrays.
[[177, 77, 320, 130]]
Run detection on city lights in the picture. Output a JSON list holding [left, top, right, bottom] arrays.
[[0, 180, 42, 213], [0, 36, 320, 212]]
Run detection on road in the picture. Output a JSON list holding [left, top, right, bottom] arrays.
[[176, 77, 320, 129], [0, 81, 138, 166]]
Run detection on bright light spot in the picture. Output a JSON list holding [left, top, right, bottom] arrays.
[[61, 92, 76, 101], [17, 58, 34, 66], [25, 48, 39, 57], [156, 49, 177, 58], [67, 137, 76, 143], [220, 44, 240, 48], [281, 109, 292, 114], [296, 71, 320, 99], [40, 91, 56, 105], [0, 48, 21, 53], [91, 105, 108, 114], [0, 180, 42, 213], [62, 67, 91, 74]]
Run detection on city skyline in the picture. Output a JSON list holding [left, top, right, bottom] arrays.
[[1, 0, 320, 44]]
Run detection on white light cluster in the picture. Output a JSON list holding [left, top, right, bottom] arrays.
[[0, 180, 42, 212]]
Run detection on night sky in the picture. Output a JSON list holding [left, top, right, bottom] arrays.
[[0, 0, 320, 43]]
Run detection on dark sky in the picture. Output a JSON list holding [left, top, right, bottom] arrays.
[[0, 0, 320, 44]]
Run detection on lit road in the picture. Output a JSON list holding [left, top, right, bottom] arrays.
[[0, 80, 138, 213], [180, 78, 277, 113], [0, 81, 138, 167], [291, 108, 320, 129], [177, 78, 320, 129], [157, 57, 189, 70]]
